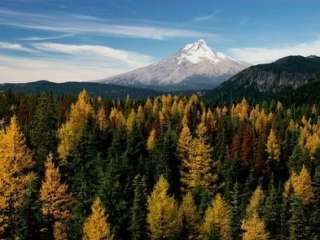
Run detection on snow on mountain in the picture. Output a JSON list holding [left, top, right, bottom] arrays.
[[101, 39, 248, 90]]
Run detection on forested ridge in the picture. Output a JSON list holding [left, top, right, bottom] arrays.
[[0, 90, 319, 240]]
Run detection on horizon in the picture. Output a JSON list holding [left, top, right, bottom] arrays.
[[1, 0, 320, 83]]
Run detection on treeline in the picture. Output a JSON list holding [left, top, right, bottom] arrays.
[[0, 91, 319, 240]]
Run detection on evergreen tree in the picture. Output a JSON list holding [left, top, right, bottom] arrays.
[[30, 93, 57, 174], [230, 182, 242, 240], [289, 196, 309, 240], [130, 175, 147, 240]]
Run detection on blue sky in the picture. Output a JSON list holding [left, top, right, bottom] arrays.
[[1, 0, 320, 82]]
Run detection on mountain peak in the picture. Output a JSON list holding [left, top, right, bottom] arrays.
[[177, 39, 225, 64]]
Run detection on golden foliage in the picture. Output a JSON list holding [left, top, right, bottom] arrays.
[[181, 130, 215, 192], [96, 107, 108, 130], [40, 154, 73, 221], [246, 186, 264, 218], [146, 129, 157, 151], [241, 213, 269, 240], [126, 109, 137, 133], [288, 165, 315, 204], [147, 176, 180, 240], [0, 116, 35, 234], [179, 192, 199, 240], [58, 90, 93, 160], [266, 129, 280, 161], [53, 221, 68, 240], [201, 194, 232, 240], [83, 198, 114, 240]]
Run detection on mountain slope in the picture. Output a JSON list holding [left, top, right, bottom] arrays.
[[0, 81, 161, 99], [101, 39, 247, 91], [207, 55, 320, 103]]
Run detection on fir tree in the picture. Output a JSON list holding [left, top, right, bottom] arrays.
[[130, 175, 147, 240]]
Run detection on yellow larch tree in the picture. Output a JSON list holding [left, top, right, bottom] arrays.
[[126, 109, 137, 133], [58, 90, 93, 160], [289, 165, 314, 204], [40, 154, 73, 219], [96, 107, 108, 131], [0, 116, 35, 235], [266, 129, 281, 161], [246, 186, 265, 218], [179, 192, 200, 240], [241, 213, 269, 240], [201, 194, 232, 240], [40, 154, 73, 240], [181, 123, 216, 192], [147, 176, 180, 240], [146, 129, 157, 151], [83, 198, 114, 240]]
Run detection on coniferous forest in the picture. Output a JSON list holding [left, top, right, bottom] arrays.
[[0, 90, 320, 240]]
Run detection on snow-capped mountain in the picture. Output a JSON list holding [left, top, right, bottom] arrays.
[[101, 39, 248, 90]]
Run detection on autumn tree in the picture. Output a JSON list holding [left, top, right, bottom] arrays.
[[241, 213, 269, 240], [179, 192, 200, 240], [201, 194, 232, 240], [0, 116, 35, 236], [83, 198, 114, 240], [181, 123, 217, 193], [40, 154, 73, 239], [58, 90, 93, 160], [147, 176, 180, 240]]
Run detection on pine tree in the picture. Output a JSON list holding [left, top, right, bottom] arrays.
[[289, 196, 308, 240], [201, 194, 232, 240], [179, 192, 200, 240], [230, 182, 242, 240], [0, 116, 35, 236], [130, 175, 147, 240], [83, 198, 114, 240], [40, 154, 73, 238], [241, 213, 269, 240], [30, 93, 57, 173], [147, 176, 180, 240]]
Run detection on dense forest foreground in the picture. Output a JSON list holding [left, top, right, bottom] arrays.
[[0, 90, 319, 240]]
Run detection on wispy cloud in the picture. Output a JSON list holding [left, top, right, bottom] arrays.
[[0, 42, 155, 83], [193, 10, 220, 23], [0, 8, 218, 40], [32, 42, 154, 68], [228, 39, 320, 64], [21, 33, 74, 41], [0, 54, 125, 83], [0, 41, 34, 52]]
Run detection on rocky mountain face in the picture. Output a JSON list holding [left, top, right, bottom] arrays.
[[101, 39, 247, 90], [207, 55, 320, 103], [228, 55, 320, 92]]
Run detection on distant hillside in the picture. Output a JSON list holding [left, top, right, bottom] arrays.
[[0, 81, 161, 99], [207, 55, 320, 104]]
